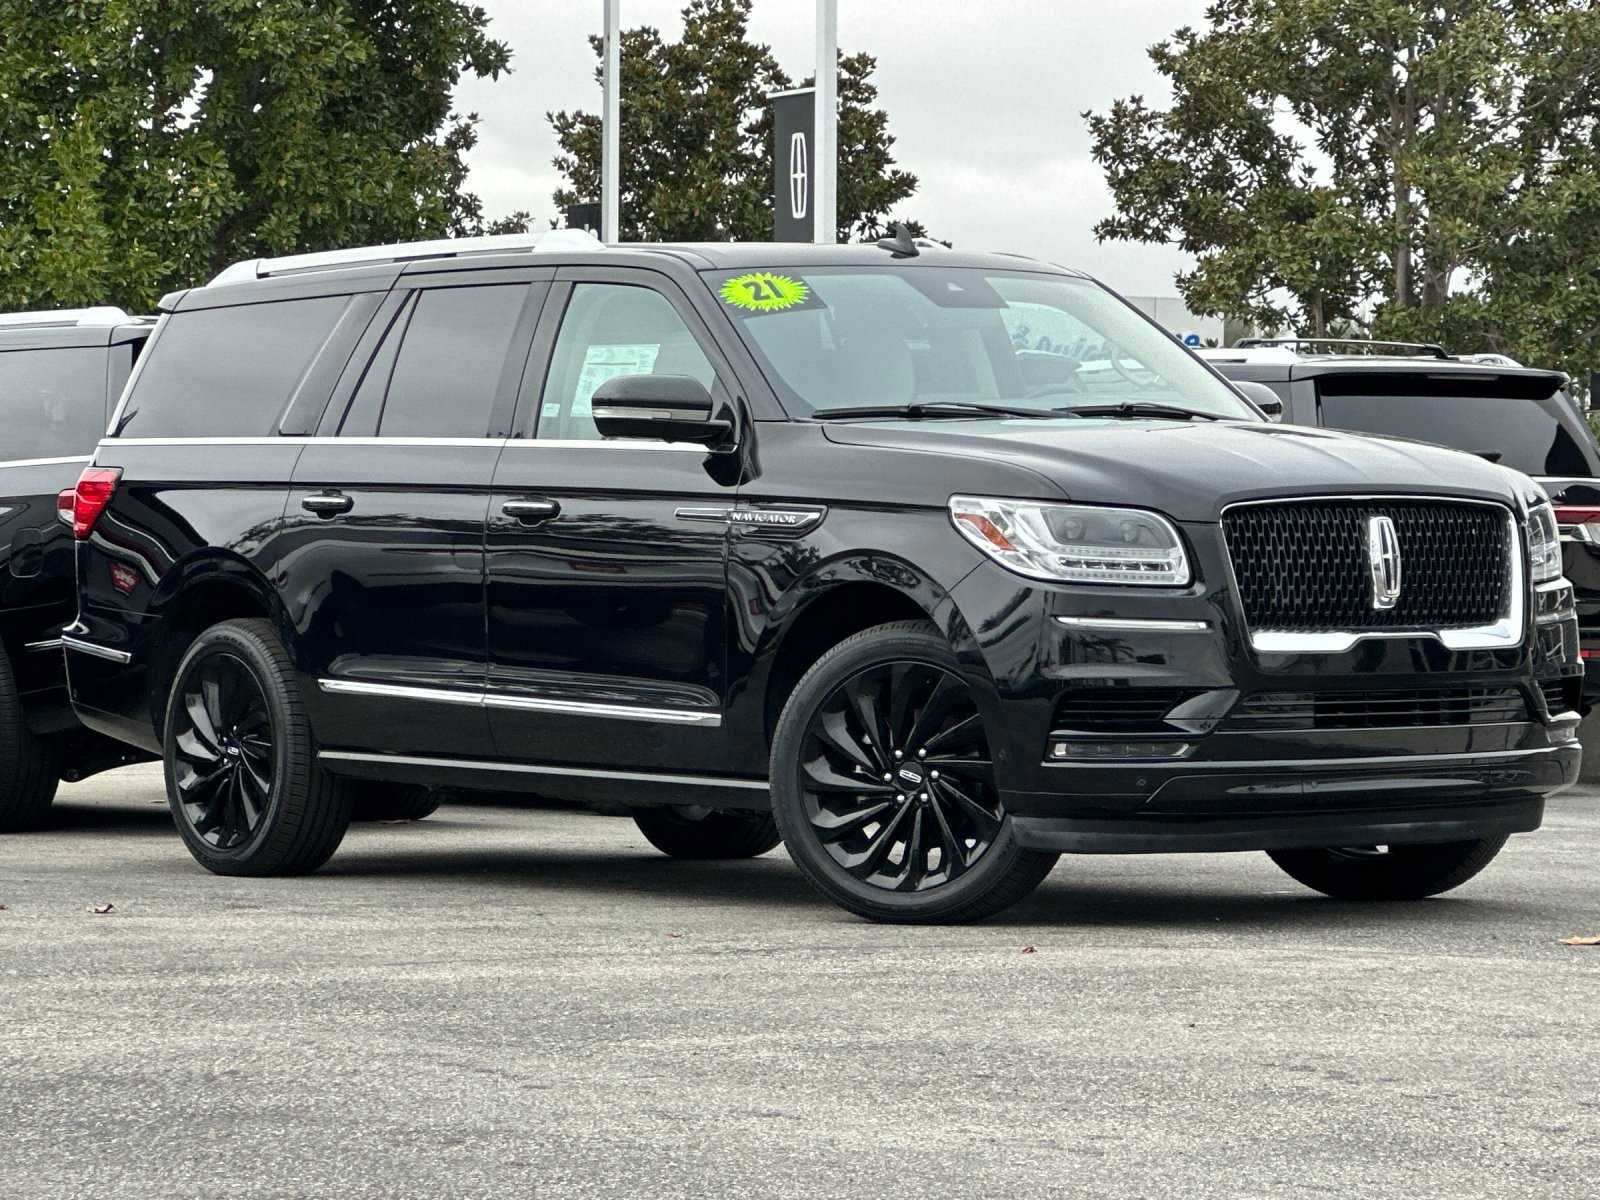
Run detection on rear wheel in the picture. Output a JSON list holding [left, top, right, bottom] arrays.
[[0, 652, 60, 832], [632, 805, 781, 859], [1267, 837, 1509, 900], [769, 621, 1058, 924], [349, 782, 441, 822], [164, 618, 350, 875]]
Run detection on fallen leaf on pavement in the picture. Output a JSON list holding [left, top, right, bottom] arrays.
[[664, 932, 683, 939], [88, 903, 115, 915], [1020, 945, 1036, 954], [0, 904, 9, 912], [1560, 935, 1600, 946]]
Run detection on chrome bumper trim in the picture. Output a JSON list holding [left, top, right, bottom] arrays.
[[1055, 616, 1210, 633], [61, 636, 132, 664]]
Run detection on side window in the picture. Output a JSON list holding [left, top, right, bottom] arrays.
[[0, 347, 106, 460], [118, 296, 348, 437], [538, 283, 715, 440], [369, 284, 529, 439]]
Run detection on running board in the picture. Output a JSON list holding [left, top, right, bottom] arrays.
[[318, 750, 772, 811]]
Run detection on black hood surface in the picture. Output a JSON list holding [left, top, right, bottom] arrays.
[[822, 417, 1526, 522]]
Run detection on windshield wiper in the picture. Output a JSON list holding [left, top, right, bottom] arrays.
[[814, 401, 1064, 421], [1059, 402, 1224, 422]]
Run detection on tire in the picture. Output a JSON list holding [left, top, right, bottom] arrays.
[[1267, 837, 1509, 900], [163, 618, 351, 875], [632, 805, 781, 859], [769, 620, 1059, 924], [349, 782, 441, 822], [0, 651, 60, 832]]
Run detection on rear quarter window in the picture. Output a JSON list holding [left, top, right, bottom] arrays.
[[0, 346, 107, 460], [118, 296, 350, 437]]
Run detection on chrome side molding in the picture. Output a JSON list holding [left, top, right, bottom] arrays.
[[318, 750, 768, 791], [317, 677, 722, 727]]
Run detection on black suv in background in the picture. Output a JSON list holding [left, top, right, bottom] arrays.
[[0, 307, 155, 830], [1201, 339, 1600, 706], [65, 235, 1581, 922]]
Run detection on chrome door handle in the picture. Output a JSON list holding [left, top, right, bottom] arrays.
[[502, 498, 561, 524], [301, 492, 353, 517]]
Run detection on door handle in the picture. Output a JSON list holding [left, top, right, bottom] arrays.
[[502, 498, 561, 524], [302, 492, 354, 517]]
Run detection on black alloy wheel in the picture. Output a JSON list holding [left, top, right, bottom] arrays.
[[770, 621, 1058, 924], [163, 618, 351, 875], [172, 652, 275, 850], [800, 660, 1002, 891]]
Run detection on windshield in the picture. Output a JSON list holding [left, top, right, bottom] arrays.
[[708, 266, 1256, 421]]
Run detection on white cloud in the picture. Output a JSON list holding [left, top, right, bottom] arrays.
[[457, 0, 1208, 294]]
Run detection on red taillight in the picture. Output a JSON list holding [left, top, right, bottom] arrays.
[[56, 489, 76, 527], [72, 467, 122, 540], [1553, 505, 1600, 525]]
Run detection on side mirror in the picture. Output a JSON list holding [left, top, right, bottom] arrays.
[[591, 374, 733, 446], [1233, 381, 1285, 422]]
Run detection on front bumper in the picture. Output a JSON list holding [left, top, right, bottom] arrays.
[[950, 522, 1585, 854]]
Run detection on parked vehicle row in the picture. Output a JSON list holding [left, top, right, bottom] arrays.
[[0, 230, 1563, 922]]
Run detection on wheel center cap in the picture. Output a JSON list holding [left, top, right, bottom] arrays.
[[895, 763, 925, 789]]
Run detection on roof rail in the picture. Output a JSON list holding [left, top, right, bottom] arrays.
[[208, 228, 605, 287], [0, 306, 134, 330], [1234, 336, 1450, 360]]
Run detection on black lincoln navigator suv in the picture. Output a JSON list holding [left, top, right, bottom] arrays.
[[1, 307, 155, 830], [63, 233, 1582, 922]]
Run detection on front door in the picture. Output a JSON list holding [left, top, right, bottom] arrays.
[[485, 272, 739, 771], [286, 275, 546, 757]]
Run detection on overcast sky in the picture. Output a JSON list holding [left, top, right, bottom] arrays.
[[456, 0, 1210, 296]]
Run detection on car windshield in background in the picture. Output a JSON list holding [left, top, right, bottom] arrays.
[[710, 267, 1256, 422], [1318, 387, 1599, 477]]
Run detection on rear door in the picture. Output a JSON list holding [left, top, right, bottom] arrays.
[[484, 269, 739, 771], [288, 270, 549, 757]]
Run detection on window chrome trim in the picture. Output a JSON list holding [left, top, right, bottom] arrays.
[[0, 455, 91, 470], [1054, 616, 1210, 633], [62, 636, 132, 664], [99, 436, 708, 452], [24, 638, 64, 653], [318, 750, 768, 791], [318, 678, 722, 726], [1221, 495, 1525, 655]]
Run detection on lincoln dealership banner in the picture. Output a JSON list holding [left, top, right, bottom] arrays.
[[771, 88, 815, 242]]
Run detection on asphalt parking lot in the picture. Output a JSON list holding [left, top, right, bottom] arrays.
[[3, 763, 1598, 1200]]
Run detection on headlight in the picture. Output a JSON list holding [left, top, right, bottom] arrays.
[[1528, 501, 1562, 584], [949, 496, 1190, 586]]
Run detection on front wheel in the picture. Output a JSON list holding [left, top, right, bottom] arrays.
[[632, 806, 781, 859], [164, 618, 351, 875], [769, 620, 1058, 924], [1267, 837, 1509, 900]]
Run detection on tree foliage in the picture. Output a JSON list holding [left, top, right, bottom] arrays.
[[549, 0, 919, 242], [0, 0, 525, 313], [1088, 1, 1600, 380]]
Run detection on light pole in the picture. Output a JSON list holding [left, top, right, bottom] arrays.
[[601, 0, 620, 243], [812, 0, 837, 244]]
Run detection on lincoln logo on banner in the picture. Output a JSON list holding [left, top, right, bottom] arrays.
[[789, 133, 809, 220]]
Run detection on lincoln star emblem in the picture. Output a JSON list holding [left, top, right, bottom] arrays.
[[789, 132, 809, 220], [1365, 515, 1403, 610]]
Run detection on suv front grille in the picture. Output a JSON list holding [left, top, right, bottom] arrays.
[[1223, 499, 1510, 633], [1223, 687, 1530, 731]]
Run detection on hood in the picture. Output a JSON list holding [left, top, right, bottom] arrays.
[[822, 417, 1528, 522]]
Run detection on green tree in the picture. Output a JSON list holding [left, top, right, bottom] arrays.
[[549, 0, 920, 242], [1087, 1, 1600, 381], [0, 0, 526, 313]]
